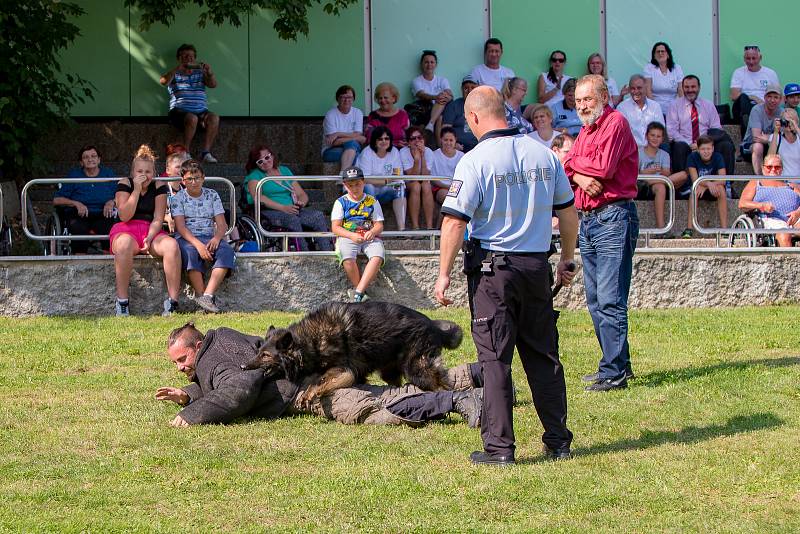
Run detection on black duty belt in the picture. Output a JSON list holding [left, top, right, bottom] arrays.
[[579, 199, 632, 217]]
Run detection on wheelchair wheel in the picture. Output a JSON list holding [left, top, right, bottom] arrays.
[[0, 217, 11, 256], [728, 214, 756, 248], [234, 215, 264, 252], [43, 213, 70, 256]]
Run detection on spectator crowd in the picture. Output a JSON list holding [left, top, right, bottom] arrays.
[[52, 39, 800, 315]]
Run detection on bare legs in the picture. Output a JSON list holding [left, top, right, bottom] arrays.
[[342, 257, 382, 293]]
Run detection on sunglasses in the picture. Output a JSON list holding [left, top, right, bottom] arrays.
[[763, 165, 783, 171], [377, 136, 391, 141], [408, 135, 424, 141], [256, 154, 273, 165], [551, 57, 565, 63]]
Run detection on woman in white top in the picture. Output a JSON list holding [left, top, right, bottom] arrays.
[[527, 104, 557, 148], [537, 50, 572, 106], [587, 52, 625, 107], [430, 126, 464, 204], [502, 77, 534, 134], [399, 125, 435, 230], [355, 126, 407, 230], [411, 50, 453, 133], [643, 42, 684, 114]]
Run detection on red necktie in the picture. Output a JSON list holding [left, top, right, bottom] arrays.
[[691, 103, 700, 143]]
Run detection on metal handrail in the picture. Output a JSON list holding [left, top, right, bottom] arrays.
[[637, 175, 676, 244], [21, 176, 237, 241], [691, 175, 800, 235], [252, 175, 448, 251]]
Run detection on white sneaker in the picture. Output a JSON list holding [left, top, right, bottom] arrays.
[[162, 298, 178, 317], [115, 298, 130, 317], [202, 152, 218, 163]]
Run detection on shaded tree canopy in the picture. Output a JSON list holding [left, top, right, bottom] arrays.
[[125, 0, 358, 41]]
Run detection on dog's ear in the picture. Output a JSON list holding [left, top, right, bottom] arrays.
[[275, 330, 294, 351], [265, 325, 276, 337]]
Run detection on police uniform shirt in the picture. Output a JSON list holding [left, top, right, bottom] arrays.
[[441, 127, 574, 252]]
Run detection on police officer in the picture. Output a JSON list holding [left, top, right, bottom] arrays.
[[434, 86, 579, 466]]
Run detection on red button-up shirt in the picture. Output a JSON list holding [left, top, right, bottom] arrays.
[[563, 105, 639, 210]]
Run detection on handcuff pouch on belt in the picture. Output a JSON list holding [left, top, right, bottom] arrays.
[[462, 238, 506, 275]]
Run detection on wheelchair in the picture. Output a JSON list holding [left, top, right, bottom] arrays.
[[233, 183, 315, 252], [728, 211, 799, 248], [43, 206, 113, 256]]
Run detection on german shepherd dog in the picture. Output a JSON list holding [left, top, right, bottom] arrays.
[[241, 301, 463, 406]]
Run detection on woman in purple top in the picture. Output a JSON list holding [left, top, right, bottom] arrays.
[[739, 154, 800, 247]]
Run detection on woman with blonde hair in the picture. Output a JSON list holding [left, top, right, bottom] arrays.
[[586, 52, 624, 106], [109, 145, 182, 316], [366, 82, 410, 148], [502, 77, 533, 134], [527, 104, 556, 147]]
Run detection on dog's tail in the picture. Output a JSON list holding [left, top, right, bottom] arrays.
[[432, 320, 463, 349]]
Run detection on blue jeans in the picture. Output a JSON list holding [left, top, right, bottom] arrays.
[[322, 140, 362, 162], [579, 201, 639, 381]]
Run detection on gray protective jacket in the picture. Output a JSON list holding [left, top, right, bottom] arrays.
[[179, 328, 299, 425]]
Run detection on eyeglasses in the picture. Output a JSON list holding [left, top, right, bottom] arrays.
[[551, 57, 565, 63], [763, 165, 783, 171], [408, 135, 424, 141], [744, 45, 760, 51], [377, 136, 391, 141], [182, 176, 203, 182], [256, 154, 273, 165]]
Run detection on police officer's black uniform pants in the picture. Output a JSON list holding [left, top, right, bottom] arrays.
[[468, 252, 572, 456]]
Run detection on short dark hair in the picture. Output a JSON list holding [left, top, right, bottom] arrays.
[[696, 135, 714, 147], [405, 125, 426, 142], [682, 74, 701, 87], [420, 50, 437, 64], [484, 38, 503, 53], [77, 145, 100, 161], [180, 159, 205, 178], [176, 43, 196, 58], [440, 126, 456, 138], [646, 121, 666, 136], [167, 322, 204, 349], [335, 84, 356, 100], [369, 126, 393, 152]]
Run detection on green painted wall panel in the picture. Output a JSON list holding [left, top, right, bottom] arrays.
[[249, 2, 365, 116], [370, 0, 487, 110], [60, 0, 131, 116], [719, 0, 798, 105], [128, 5, 249, 116], [491, 0, 601, 107]]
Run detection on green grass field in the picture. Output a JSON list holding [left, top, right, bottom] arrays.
[[1, 306, 799, 532]]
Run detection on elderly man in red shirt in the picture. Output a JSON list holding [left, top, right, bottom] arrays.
[[563, 74, 639, 392]]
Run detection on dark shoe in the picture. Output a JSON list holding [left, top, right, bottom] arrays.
[[584, 370, 634, 383], [585, 378, 628, 392], [453, 388, 483, 429], [469, 450, 515, 466], [195, 294, 221, 314], [543, 445, 572, 461], [681, 228, 693, 239]]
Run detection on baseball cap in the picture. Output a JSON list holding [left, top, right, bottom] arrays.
[[341, 166, 364, 181], [765, 84, 782, 96], [462, 74, 478, 85], [784, 83, 800, 96]]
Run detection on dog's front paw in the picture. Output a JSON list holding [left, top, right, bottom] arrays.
[[298, 386, 321, 411]]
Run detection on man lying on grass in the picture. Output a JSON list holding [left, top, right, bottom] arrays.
[[156, 322, 484, 428]]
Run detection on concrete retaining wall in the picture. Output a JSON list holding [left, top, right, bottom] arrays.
[[0, 251, 798, 317]]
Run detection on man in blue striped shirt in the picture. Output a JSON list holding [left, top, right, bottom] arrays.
[[160, 44, 220, 163]]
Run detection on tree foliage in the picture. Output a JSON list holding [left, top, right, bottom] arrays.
[[125, 0, 358, 41], [0, 1, 92, 183]]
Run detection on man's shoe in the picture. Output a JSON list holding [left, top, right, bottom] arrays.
[[469, 450, 515, 466], [681, 228, 693, 238], [583, 370, 634, 383], [453, 388, 483, 428], [195, 294, 221, 314], [115, 298, 130, 317], [162, 298, 179, 317], [585, 378, 628, 392], [543, 445, 572, 461]]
